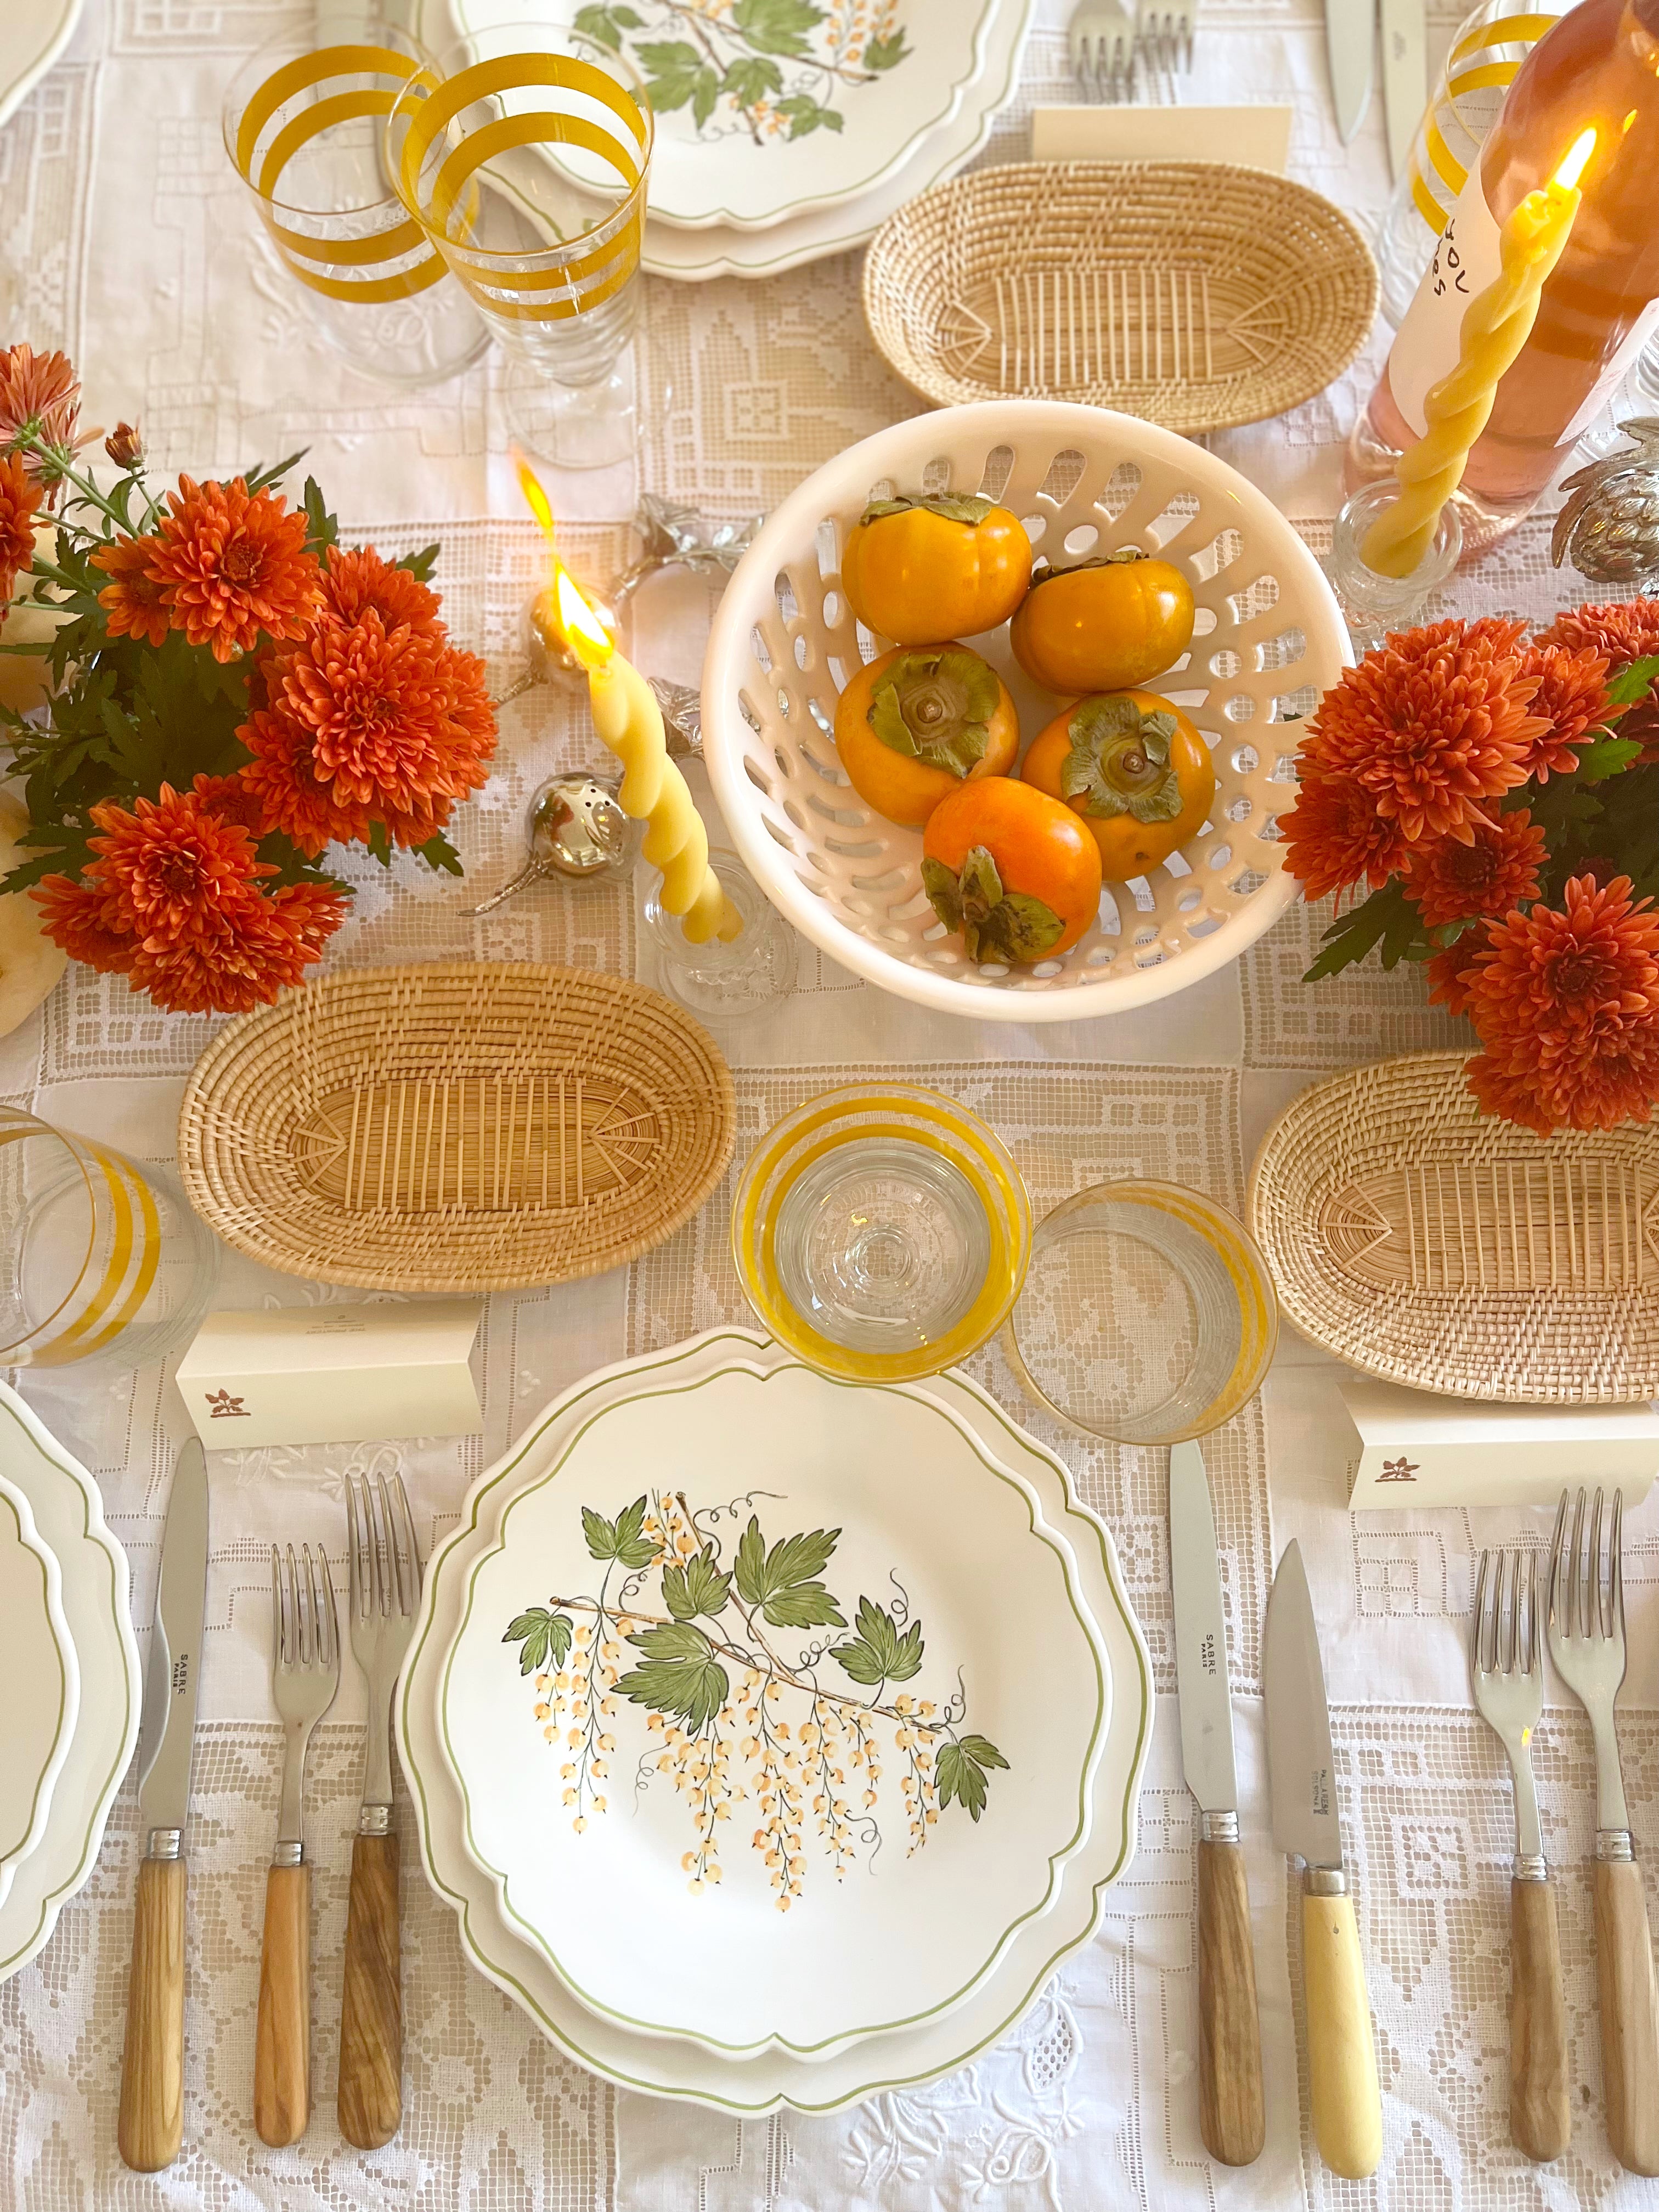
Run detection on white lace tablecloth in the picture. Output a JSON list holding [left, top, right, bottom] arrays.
[[4, 2, 1658, 2207]]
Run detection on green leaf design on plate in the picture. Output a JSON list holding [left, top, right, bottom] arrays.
[[921, 845, 1065, 963], [858, 492, 997, 528], [731, 0, 823, 58], [502, 1606, 574, 1675], [864, 28, 908, 66], [936, 1733, 1010, 1822], [1061, 695, 1184, 823], [867, 647, 999, 778], [616, 1619, 731, 1730], [581, 1496, 658, 1570], [663, 1543, 733, 1621], [832, 1595, 925, 1688], [733, 1515, 847, 1630]]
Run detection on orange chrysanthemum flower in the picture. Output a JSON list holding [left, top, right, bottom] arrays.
[[0, 345, 86, 477], [1539, 599, 1659, 761], [144, 477, 322, 663], [0, 449, 42, 607], [320, 544, 441, 634], [268, 608, 495, 823], [238, 703, 374, 857], [92, 533, 171, 648], [1426, 939, 1480, 1019], [30, 874, 140, 976], [1516, 642, 1610, 781], [121, 879, 348, 1014], [1403, 808, 1547, 928], [189, 770, 270, 837], [1279, 765, 1409, 904], [1458, 874, 1659, 1135], [1296, 618, 1544, 846]]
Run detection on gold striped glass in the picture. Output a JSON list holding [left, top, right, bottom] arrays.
[[386, 26, 654, 468], [0, 1109, 220, 1369], [223, 31, 487, 389]]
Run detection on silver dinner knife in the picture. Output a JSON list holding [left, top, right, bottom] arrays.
[[1380, 0, 1426, 179], [1327, 0, 1375, 145], [1170, 1441, 1264, 2166], [118, 1438, 209, 2174], [1264, 1539, 1383, 2181]]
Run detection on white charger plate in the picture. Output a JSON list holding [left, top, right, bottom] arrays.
[[641, 0, 1033, 279], [441, 1358, 1106, 2058], [441, 0, 999, 231], [0, 1463, 80, 1913], [0, 1384, 140, 1982], [0, 2, 81, 133], [398, 1329, 1153, 2112]]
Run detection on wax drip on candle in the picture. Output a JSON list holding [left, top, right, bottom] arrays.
[[516, 460, 741, 946], [1362, 127, 1598, 581]]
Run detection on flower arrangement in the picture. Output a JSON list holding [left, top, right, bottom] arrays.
[[0, 344, 495, 1014], [1283, 607, 1659, 1135]]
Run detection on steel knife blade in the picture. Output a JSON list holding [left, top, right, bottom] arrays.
[[136, 1437, 209, 1842], [1381, 0, 1426, 180], [1327, 0, 1375, 146], [1264, 1537, 1343, 1870], [1170, 1440, 1238, 1816]]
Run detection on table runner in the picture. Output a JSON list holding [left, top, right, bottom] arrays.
[[3, 2, 1657, 2206]]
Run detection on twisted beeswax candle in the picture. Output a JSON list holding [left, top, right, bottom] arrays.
[[1363, 127, 1596, 581]]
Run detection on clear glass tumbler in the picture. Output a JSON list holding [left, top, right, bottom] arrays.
[[0, 1108, 221, 1369], [223, 29, 488, 389], [386, 25, 653, 468]]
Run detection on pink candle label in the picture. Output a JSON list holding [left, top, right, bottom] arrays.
[[1388, 165, 1504, 438]]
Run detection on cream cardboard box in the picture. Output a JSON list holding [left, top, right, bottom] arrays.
[[1339, 1374, 1659, 1509], [176, 1301, 484, 1449]]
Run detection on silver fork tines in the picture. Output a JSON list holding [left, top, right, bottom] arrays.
[[1069, 0, 1138, 102], [347, 1466, 421, 1827], [270, 1542, 340, 1863], [1548, 1485, 1630, 1851], [1470, 1548, 1545, 1872]]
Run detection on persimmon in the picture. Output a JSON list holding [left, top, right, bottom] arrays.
[[1009, 550, 1194, 696], [1021, 690, 1215, 880], [835, 644, 1020, 828], [841, 493, 1031, 646], [922, 777, 1102, 963]]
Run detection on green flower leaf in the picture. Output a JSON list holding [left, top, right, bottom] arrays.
[[859, 492, 996, 528], [731, 0, 824, 57], [639, 41, 719, 121], [775, 94, 843, 137], [731, 1515, 847, 1630], [721, 55, 783, 104], [502, 1606, 573, 1675], [866, 646, 1000, 778], [1606, 653, 1659, 708], [663, 1543, 733, 1622], [1061, 695, 1183, 822], [936, 1733, 1009, 1822], [616, 1620, 730, 1731], [580, 1495, 656, 1569], [1577, 733, 1645, 783], [832, 1595, 924, 1688], [864, 28, 908, 66], [921, 844, 1065, 963]]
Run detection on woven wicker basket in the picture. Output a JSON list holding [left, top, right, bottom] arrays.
[[177, 964, 735, 1293], [1248, 1053, 1659, 1403], [862, 161, 1378, 433]]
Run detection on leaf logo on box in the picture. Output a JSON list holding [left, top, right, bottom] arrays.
[[1379, 1455, 1419, 1482], [205, 1389, 251, 1419]]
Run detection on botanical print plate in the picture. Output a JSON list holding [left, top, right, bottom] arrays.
[[0, 1464, 80, 1914], [0, 1384, 141, 1984], [439, 0, 1000, 230], [0, 2, 81, 134], [439, 1354, 1108, 2058], [398, 1331, 1152, 2112]]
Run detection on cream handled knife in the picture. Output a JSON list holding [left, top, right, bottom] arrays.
[[1264, 1539, 1383, 2181], [1170, 1441, 1264, 2166], [1380, 0, 1427, 180], [119, 1438, 210, 2174], [1326, 0, 1375, 145]]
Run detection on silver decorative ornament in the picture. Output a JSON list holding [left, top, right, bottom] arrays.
[[1552, 417, 1659, 586]]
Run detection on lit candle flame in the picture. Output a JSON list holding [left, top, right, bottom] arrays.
[[516, 455, 557, 545], [1554, 127, 1596, 193], [554, 567, 614, 674]]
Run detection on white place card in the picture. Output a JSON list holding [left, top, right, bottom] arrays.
[[176, 1300, 485, 1449], [1030, 105, 1293, 172], [1339, 1373, 1659, 1510]]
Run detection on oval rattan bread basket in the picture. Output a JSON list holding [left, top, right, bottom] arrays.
[[177, 964, 735, 1293], [1248, 1052, 1659, 1403], [861, 161, 1378, 433]]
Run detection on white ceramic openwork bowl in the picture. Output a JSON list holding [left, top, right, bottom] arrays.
[[701, 400, 1348, 1022]]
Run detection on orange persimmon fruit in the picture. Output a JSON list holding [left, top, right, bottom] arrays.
[[1009, 550, 1194, 696], [841, 493, 1031, 646], [835, 642, 1020, 828], [921, 776, 1102, 963], [1021, 689, 1215, 880]]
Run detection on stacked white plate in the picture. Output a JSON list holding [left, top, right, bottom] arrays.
[[422, 0, 1037, 280], [0, 1381, 141, 1983], [397, 1327, 1150, 2111]]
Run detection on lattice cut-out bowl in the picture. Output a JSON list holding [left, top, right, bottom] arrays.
[[701, 400, 1346, 1022]]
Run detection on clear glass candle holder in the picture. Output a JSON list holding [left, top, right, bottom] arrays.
[[1328, 478, 1464, 654], [641, 846, 797, 1029]]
